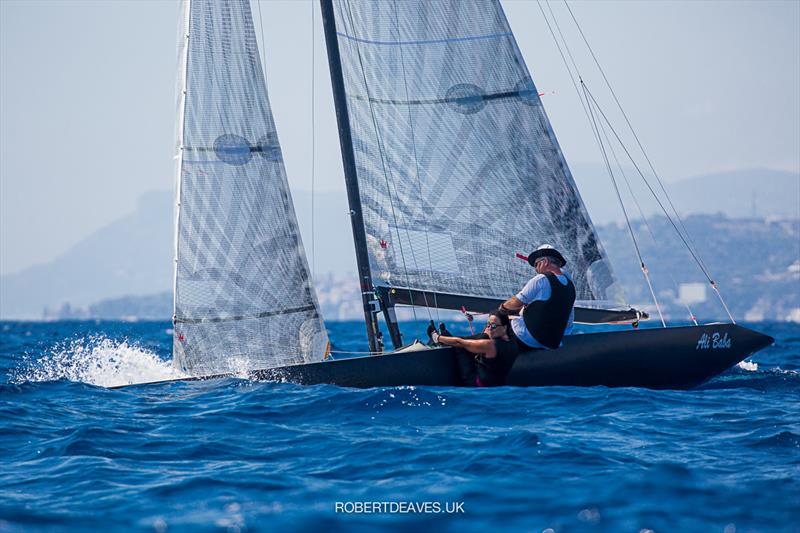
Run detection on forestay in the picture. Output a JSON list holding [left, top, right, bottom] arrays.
[[172, 0, 328, 375], [328, 0, 626, 310]]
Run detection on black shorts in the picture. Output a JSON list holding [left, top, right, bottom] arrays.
[[507, 325, 539, 353]]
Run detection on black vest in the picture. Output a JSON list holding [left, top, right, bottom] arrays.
[[522, 273, 576, 349], [476, 337, 519, 386]]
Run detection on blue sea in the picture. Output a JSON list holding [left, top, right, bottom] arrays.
[[1, 320, 798, 532]]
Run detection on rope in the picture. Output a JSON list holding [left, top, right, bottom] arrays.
[[311, 0, 316, 279], [563, 0, 734, 323], [329, 349, 387, 355], [563, 0, 712, 277], [580, 86, 735, 322], [602, 124, 698, 325], [538, 1, 665, 325], [536, 1, 591, 122], [582, 85, 735, 323], [538, 1, 660, 323], [599, 113, 700, 326], [581, 81, 665, 327]]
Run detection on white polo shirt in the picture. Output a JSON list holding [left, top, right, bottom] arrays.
[[510, 273, 574, 349]]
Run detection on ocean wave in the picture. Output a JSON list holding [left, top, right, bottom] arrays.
[[698, 365, 800, 391], [748, 430, 800, 450]]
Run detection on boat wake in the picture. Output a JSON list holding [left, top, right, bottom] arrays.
[[9, 335, 186, 388], [699, 362, 799, 391], [737, 360, 758, 371]]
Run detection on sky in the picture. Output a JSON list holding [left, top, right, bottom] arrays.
[[1, 0, 798, 276]]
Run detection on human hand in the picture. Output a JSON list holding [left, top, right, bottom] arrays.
[[427, 321, 438, 345]]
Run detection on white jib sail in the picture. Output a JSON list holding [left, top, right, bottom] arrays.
[[172, 0, 328, 375]]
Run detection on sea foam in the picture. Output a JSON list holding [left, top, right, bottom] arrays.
[[737, 360, 758, 371], [10, 335, 186, 388]]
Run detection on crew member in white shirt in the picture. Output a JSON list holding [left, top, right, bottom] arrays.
[[499, 245, 576, 351]]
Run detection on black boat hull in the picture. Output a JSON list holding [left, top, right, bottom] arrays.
[[114, 324, 773, 390], [249, 323, 773, 390]]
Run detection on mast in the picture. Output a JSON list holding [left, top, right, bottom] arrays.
[[320, 0, 382, 353]]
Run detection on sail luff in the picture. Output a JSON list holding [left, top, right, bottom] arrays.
[[172, 0, 191, 351]]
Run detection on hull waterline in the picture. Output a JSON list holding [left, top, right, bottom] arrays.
[[114, 324, 773, 390]]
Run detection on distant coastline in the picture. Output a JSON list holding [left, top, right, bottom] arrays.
[[2, 170, 798, 322], [24, 213, 800, 324]]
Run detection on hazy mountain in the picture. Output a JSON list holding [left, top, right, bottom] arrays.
[[0, 188, 356, 319], [1, 168, 797, 319], [1, 191, 173, 319], [571, 166, 799, 224]]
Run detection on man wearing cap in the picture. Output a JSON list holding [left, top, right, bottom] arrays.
[[499, 245, 576, 351]]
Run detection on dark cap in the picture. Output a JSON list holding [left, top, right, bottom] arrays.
[[528, 244, 567, 268]]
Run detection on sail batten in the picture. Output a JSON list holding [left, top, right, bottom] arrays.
[[328, 0, 627, 309], [172, 0, 328, 375]]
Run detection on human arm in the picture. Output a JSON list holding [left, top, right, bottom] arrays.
[[436, 335, 497, 358], [499, 296, 524, 315], [501, 275, 546, 315]]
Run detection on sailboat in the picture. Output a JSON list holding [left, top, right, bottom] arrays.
[[157, 0, 773, 391]]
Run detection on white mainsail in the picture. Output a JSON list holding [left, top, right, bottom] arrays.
[[326, 0, 627, 310], [172, 0, 328, 375]]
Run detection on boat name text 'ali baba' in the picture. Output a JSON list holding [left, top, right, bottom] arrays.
[[696, 332, 733, 350]]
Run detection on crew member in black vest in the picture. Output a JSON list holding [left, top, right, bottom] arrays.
[[429, 310, 519, 387], [499, 244, 576, 351]]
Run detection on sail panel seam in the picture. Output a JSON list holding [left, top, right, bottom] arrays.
[[346, 89, 531, 106], [335, 31, 512, 46], [176, 304, 317, 324]]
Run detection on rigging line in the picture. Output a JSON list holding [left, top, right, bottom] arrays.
[[597, 117, 682, 327], [602, 124, 698, 326], [311, 0, 316, 279], [340, 0, 422, 322], [330, 349, 389, 355], [563, 0, 713, 278], [535, 1, 592, 134], [391, 0, 440, 324], [582, 82, 665, 326], [545, 1, 581, 85], [537, 1, 634, 308], [582, 84, 736, 322]]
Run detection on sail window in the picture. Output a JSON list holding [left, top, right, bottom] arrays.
[[389, 227, 460, 274], [214, 134, 252, 165], [445, 83, 486, 114]]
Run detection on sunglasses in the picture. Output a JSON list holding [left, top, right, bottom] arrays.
[[485, 322, 505, 330]]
